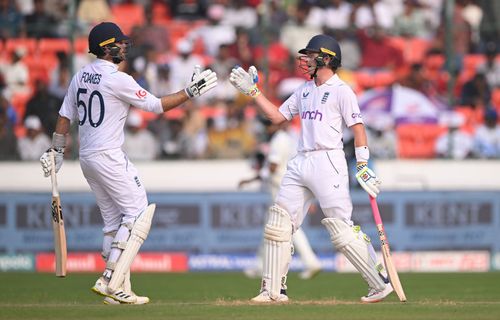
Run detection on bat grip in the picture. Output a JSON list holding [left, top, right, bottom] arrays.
[[50, 150, 59, 197], [369, 196, 383, 225]]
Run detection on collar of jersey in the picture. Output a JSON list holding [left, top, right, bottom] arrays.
[[324, 73, 340, 86], [95, 58, 119, 70]]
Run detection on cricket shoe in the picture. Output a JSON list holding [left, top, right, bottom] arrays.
[[103, 292, 150, 305], [251, 289, 289, 303], [360, 283, 394, 303], [91, 277, 137, 304], [298, 264, 322, 280]]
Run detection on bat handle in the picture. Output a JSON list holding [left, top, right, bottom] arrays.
[[50, 150, 59, 197], [369, 196, 383, 225]]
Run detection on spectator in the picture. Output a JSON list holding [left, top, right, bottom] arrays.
[[0, 0, 25, 39], [476, 42, 500, 89], [187, 4, 236, 57], [17, 115, 51, 161], [473, 108, 500, 158], [132, 6, 170, 54], [366, 117, 397, 159], [0, 98, 19, 160], [48, 51, 71, 100], [392, 0, 433, 39], [170, 0, 207, 20], [228, 27, 256, 70], [182, 100, 208, 159], [460, 72, 491, 109], [168, 39, 205, 92], [209, 44, 239, 101], [0, 47, 30, 99], [221, 0, 258, 29], [351, 0, 396, 31], [357, 27, 405, 71], [435, 114, 473, 159], [77, 0, 112, 34], [324, 0, 353, 31], [280, 2, 322, 55], [24, 0, 58, 38], [123, 110, 159, 161], [24, 78, 62, 137]]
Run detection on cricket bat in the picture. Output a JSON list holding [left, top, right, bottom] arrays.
[[50, 151, 67, 277], [369, 196, 406, 302]]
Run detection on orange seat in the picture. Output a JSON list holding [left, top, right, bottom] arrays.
[[38, 38, 71, 54], [74, 37, 89, 54], [388, 37, 431, 64], [374, 71, 396, 87], [396, 123, 447, 158], [424, 54, 445, 71], [5, 38, 37, 56], [462, 54, 485, 72], [111, 4, 145, 34], [354, 71, 375, 89]]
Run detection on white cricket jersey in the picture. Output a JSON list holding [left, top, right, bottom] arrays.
[[59, 59, 163, 155], [278, 74, 363, 152]]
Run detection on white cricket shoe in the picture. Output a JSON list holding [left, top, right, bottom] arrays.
[[298, 264, 322, 280], [103, 292, 150, 305], [91, 277, 109, 297], [251, 289, 289, 303], [91, 277, 138, 304], [361, 283, 394, 303]]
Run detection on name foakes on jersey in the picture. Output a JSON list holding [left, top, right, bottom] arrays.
[[81, 72, 102, 84]]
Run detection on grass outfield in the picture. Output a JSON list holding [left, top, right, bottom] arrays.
[[0, 272, 499, 320]]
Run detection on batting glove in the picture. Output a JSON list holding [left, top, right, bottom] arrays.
[[229, 66, 261, 97], [185, 65, 218, 98], [40, 148, 64, 177], [355, 162, 381, 198]]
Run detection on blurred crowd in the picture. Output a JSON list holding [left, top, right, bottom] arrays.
[[1, 0, 500, 162]]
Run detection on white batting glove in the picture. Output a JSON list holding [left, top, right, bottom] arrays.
[[185, 65, 218, 98], [40, 148, 64, 177], [355, 162, 381, 198], [229, 66, 261, 97]]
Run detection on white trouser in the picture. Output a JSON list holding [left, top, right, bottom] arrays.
[[80, 148, 148, 233], [275, 149, 353, 227]]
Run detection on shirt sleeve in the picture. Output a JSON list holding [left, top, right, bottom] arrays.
[[338, 84, 364, 127], [111, 72, 163, 114], [278, 90, 300, 120], [58, 76, 78, 122]]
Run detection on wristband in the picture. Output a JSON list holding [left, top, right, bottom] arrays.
[[52, 132, 66, 149], [248, 85, 261, 97], [355, 146, 369, 163]]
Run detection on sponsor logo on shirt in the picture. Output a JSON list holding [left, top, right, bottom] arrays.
[[301, 110, 323, 121], [321, 92, 330, 104], [351, 113, 363, 119], [136, 90, 147, 99], [302, 92, 310, 98]]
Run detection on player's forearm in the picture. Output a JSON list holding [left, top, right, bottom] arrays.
[[54, 116, 71, 136], [160, 90, 190, 112], [351, 123, 368, 147], [254, 95, 287, 125]]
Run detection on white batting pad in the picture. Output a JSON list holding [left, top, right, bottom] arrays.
[[263, 205, 293, 300], [322, 218, 385, 291], [108, 204, 156, 293]]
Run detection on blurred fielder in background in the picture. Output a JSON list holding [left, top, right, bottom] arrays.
[[238, 119, 322, 280], [230, 34, 392, 303], [39, 22, 217, 305]]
